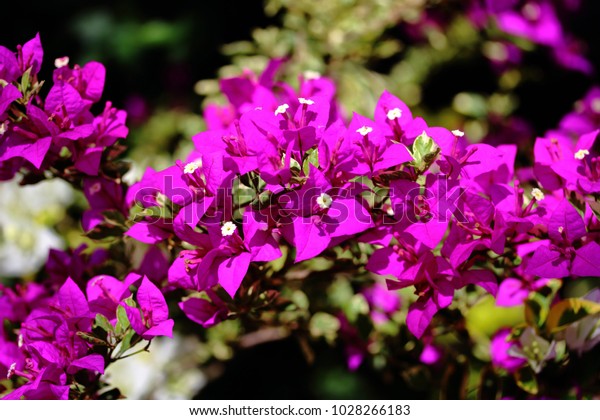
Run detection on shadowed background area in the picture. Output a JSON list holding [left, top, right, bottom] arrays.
[[3, 1, 272, 112]]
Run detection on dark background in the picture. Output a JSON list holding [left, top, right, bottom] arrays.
[[2, 1, 273, 113]]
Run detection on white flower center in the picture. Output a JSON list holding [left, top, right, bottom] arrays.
[[54, 56, 69, 68], [184, 160, 202, 174], [221, 221, 237, 237], [574, 149, 590, 160], [316, 193, 333, 209], [303, 70, 321, 80], [531, 188, 544, 201], [274, 103, 289, 116], [356, 126, 373, 136], [386, 108, 402, 120], [452, 129, 465, 137], [298, 97, 314, 105]]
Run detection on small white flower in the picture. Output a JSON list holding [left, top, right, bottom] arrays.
[[0, 122, 6, 136], [558, 226, 564, 234], [274, 103, 289, 116], [531, 188, 545, 201], [303, 70, 321, 80], [452, 129, 465, 137], [54, 56, 69, 68], [184, 160, 202, 174], [386, 108, 402, 120], [356, 126, 373, 136], [7, 362, 16, 379], [574, 149, 590, 160], [386, 207, 395, 216], [221, 221, 237, 237], [18, 334, 23, 348], [298, 97, 314, 105], [316, 193, 333, 209]]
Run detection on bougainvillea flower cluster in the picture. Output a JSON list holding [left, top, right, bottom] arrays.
[[0, 36, 171, 399], [125, 62, 600, 339], [1, 33, 599, 399]]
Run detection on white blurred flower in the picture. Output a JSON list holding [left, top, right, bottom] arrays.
[[103, 335, 206, 399], [0, 177, 73, 277]]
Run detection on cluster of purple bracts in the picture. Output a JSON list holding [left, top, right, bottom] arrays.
[[124, 60, 600, 342], [0, 35, 173, 399], [1, 29, 599, 398]]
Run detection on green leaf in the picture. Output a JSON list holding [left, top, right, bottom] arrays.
[[410, 131, 440, 172], [76, 332, 109, 347], [588, 200, 600, 222], [302, 147, 320, 175], [95, 314, 115, 334], [307, 147, 320, 167], [254, 189, 273, 209], [291, 290, 310, 311], [285, 154, 301, 172], [302, 156, 311, 176], [309, 312, 340, 344], [515, 367, 538, 395], [102, 210, 127, 227], [123, 296, 136, 307], [553, 340, 567, 362], [524, 299, 543, 329], [115, 329, 137, 358], [546, 298, 600, 333], [524, 279, 562, 329], [136, 205, 172, 220], [20, 68, 31, 94], [343, 294, 370, 323], [116, 305, 130, 336], [465, 295, 524, 340], [327, 279, 354, 308], [59, 146, 72, 159], [85, 210, 128, 239]]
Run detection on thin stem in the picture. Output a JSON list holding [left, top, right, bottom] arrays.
[[113, 341, 151, 361]]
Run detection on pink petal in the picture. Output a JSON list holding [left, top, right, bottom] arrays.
[[218, 253, 251, 298], [68, 354, 105, 374], [125, 222, 170, 244]]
